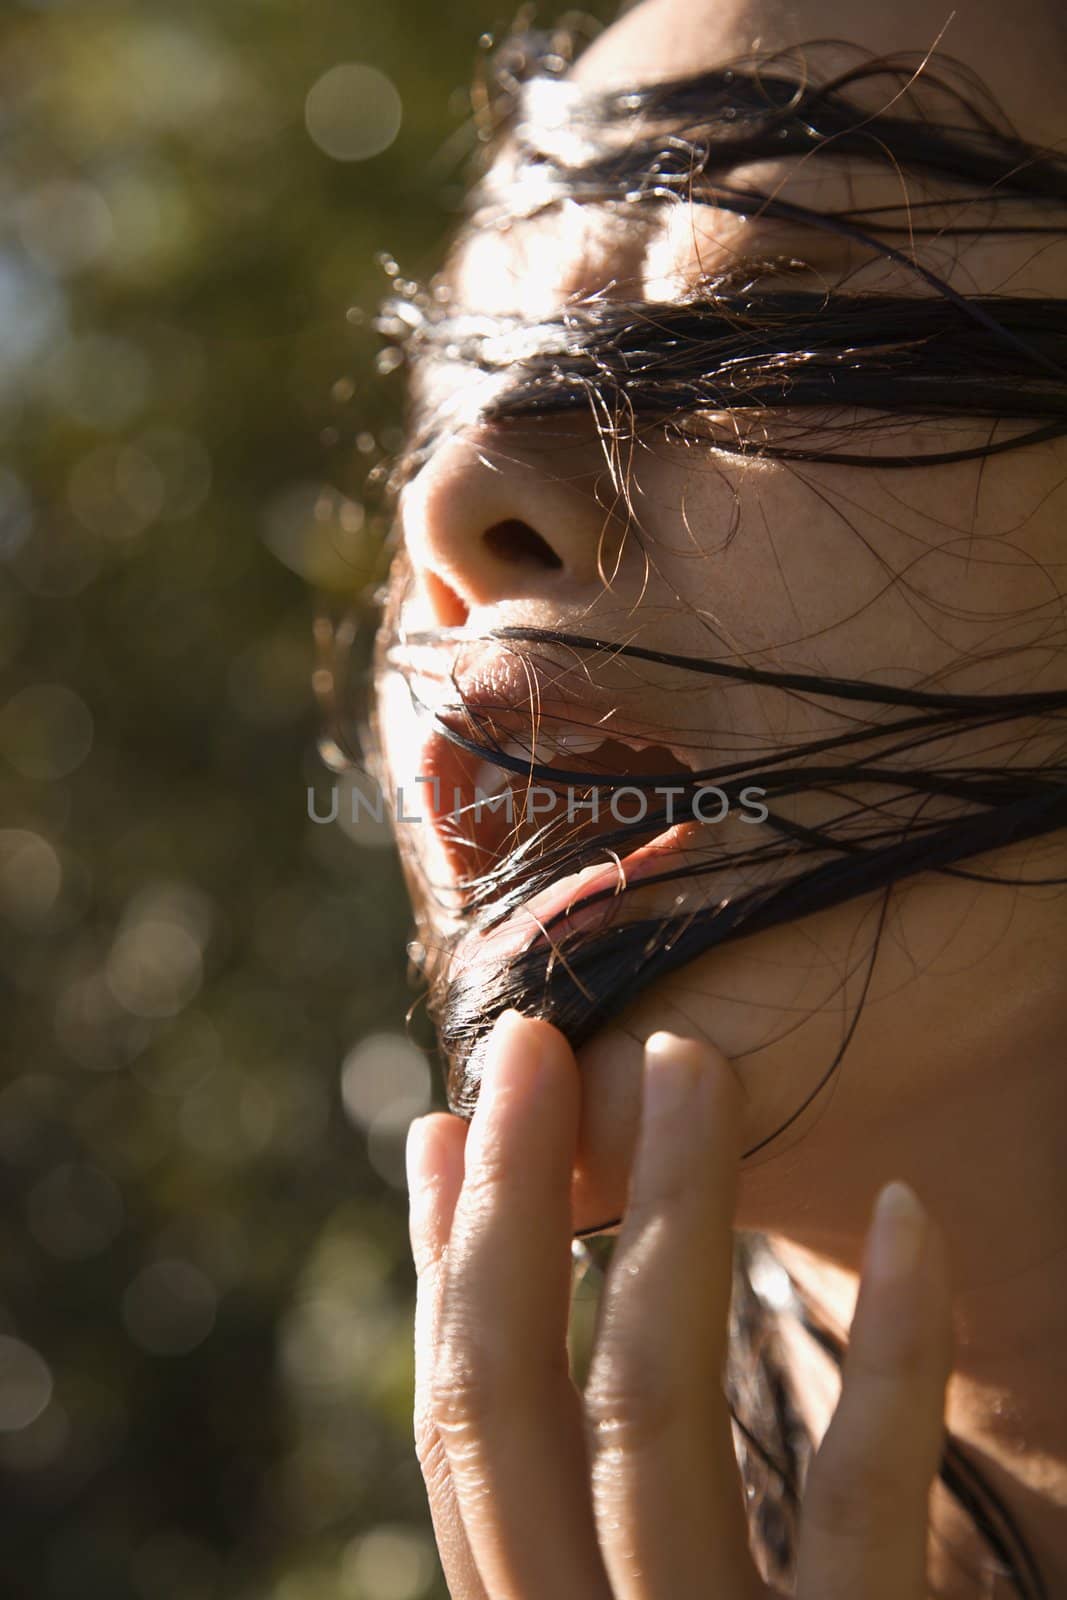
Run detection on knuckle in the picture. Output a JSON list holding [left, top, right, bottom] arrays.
[[413, 1411, 451, 1485], [428, 1324, 529, 1435], [429, 1353, 499, 1433], [581, 1220, 692, 1453], [583, 1359, 682, 1453], [463, 1141, 512, 1198], [410, 1235, 443, 1280], [448, 1163, 513, 1238]]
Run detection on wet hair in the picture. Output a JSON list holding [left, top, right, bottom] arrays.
[[362, 22, 1067, 1597]]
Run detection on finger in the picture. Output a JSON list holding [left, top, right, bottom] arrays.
[[585, 1032, 765, 1600], [431, 1010, 614, 1599], [407, 1112, 490, 1600], [796, 1181, 953, 1600]]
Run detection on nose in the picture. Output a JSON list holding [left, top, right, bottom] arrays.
[[398, 423, 624, 627]]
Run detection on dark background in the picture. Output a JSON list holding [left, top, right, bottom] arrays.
[[0, 3, 615, 1596]]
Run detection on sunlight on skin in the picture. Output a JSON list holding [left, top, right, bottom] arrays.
[[390, 2, 1067, 1591]]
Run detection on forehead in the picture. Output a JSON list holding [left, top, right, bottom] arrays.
[[572, 0, 1067, 150]]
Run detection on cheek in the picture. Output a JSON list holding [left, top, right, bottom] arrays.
[[633, 441, 1065, 695], [627, 447, 904, 687], [570, 895, 884, 1233], [570, 848, 1067, 1240]]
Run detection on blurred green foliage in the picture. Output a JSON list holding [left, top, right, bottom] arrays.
[[0, 2, 615, 1596]]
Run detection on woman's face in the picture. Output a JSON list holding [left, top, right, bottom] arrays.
[[378, 0, 1067, 1254]]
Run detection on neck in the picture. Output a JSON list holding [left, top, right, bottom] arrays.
[[936, 1239, 1067, 1599], [765, 927, 1067, 1597], [771, 1224, 1067, 1599]]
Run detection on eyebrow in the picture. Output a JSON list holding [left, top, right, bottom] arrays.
[[387, 285, 1067, 480], [492, 59, 1067, 203]]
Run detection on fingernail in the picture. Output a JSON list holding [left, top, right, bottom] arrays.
[[865, 1181, 927, 1285], [643, 1031, 702, 1119]]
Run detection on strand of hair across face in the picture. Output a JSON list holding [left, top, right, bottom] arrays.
[[371, 41, 1067, 1597]]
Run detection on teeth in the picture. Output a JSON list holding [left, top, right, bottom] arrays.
[[499, 734, 566, 768], [475, 761, 508, 795], [505, 728, 588, 765], [555, 732, 607, 755], [533, 731, 558, 766], [489, 729, 705, 771]]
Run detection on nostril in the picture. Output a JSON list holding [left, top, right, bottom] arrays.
[[483, 519, 563, 572], [425, 570, 469, 629]]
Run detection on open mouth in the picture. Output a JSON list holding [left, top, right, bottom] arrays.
[[411, 703, 728, 949], [423, 723, 698, 885], [375, 632, 755, 976]]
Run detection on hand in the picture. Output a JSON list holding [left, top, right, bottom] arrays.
[[404, 1011, 953, 1599]]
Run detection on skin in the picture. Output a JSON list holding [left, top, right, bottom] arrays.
[[408, 1018, 952, 1598], [397, 0, 1067, 1592]]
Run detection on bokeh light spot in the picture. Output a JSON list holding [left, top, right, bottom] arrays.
[[106, 920, 203, 1020], [0, 1336, 53, 1432], [136, 426, 212, 520], [122, 1260, 217, 1355], [40, 332, 150, 430], [0, 830, 62, 926], [0, 250, 65, 390], [0, 683, 93, 780], [261, 479, 379, 590], [339, 1034, 431, 1133], [304, 65, 402, 162], [336, 769, 396, 851], [340, 1524, 436, 1600], [0, 1399, 69, 1473], [17, 179, 115, 276], [0, 468, 33, 559], [69, 442, 166, 540]]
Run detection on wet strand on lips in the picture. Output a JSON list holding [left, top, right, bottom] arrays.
[[368, 45, 1067, 1600], [390, 626, 1067, 1039]]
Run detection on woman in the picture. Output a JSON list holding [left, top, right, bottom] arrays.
[[368, 0, 1067, 1593]]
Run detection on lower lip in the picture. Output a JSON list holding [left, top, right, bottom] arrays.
[[449, 821, 706, 975], [530, 820, 702, 922]]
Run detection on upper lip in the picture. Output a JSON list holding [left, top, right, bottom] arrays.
[[385, 630, 714, 775]]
